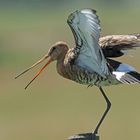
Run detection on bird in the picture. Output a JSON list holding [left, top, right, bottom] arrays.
[[15, 9, 140, 139]]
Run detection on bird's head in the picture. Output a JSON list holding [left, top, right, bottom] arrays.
[[15, 41, 68, 89], [47, 41, 68, 61]]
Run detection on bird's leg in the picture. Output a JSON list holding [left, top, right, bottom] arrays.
[[92, 87, 111, 137], [68, 87, 111, 140]]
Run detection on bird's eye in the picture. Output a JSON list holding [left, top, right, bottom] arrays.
[[52, 47, 56, 51], [49, 47, 56, 55]]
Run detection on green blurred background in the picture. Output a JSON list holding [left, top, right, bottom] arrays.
[[0, 0, 140, 140]]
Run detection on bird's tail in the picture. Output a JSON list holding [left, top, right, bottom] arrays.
[[107, 58, 140, 84], [113, 71, 140, 84], [100, 34, 140, 57]]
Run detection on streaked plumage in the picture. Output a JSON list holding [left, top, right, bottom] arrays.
[[15, 9, 140, 138]]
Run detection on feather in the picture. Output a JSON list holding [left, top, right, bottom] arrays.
[[113, 71, 140, 84], [109, 59, 140, 84], [67, 9, 110, 77], [99, 34, 140, 57]]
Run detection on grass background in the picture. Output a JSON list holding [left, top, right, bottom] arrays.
[[0, 1, 140, 140]]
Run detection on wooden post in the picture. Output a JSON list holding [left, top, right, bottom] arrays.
[[68, 133, 99, 140]]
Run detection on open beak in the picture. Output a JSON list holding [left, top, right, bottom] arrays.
[[15, 54, 52, 89]]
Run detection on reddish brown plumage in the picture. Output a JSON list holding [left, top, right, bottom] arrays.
[[15, 34, 140, 89]]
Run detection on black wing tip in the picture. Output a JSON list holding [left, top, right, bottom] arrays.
[[120, 71, 140, 84], [127, 71, 140, 81]]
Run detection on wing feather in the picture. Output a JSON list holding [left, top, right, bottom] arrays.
[[100, 34, 140, 57], [67, 9, 110, 77], [108, 59, 140, 84]]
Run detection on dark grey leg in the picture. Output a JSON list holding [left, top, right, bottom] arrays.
[[92, 87, 111, 136], [68, 87, 111, 140]]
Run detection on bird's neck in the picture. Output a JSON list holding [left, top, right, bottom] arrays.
[[56, 51, 70, 79]]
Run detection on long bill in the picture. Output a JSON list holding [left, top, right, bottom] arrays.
[[15, 55, 52, 89]]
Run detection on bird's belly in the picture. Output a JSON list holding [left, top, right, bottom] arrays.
[[57, 64, 120, 87], [74, 73, 120, 87], [67, 66, 121, 87]]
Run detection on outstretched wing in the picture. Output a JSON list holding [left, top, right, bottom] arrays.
[[100, 34, 140, 57], [67, 9, 110, 77]]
